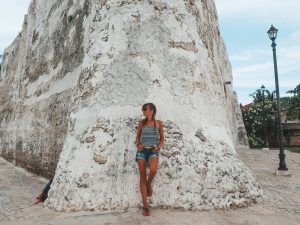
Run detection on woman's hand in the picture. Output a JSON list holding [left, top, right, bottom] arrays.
[[137, 143, 144, 151], [152, 146, 159, 152]]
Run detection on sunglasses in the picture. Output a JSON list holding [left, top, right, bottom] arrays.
[[142, 107, 153, 111]]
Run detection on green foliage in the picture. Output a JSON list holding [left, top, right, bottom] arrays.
[[286, 147, 300, 153], [280, 97, 290, 111], [250, 88, 275, 103], [247, 133, 264, 148], [242, 86, 278, 148], [242, 84, 300, 148], [242, 100, 277, 140], [285, 84, 300, 120]]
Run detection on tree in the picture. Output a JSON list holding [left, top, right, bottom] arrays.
[[285, 84, 300, 120], [0, 54, 2, 73], [250, 88, 275, 103], [242, 84, 300, 148], [242, 86, 278, 148], [242, 100, 277, 148], [280, 97, 290, 111]]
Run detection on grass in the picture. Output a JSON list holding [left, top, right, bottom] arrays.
[[249, 147, 300, 153], [286, 147, 300, 153]]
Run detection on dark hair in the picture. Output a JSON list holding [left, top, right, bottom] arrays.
[[142, 103, 157, 131]]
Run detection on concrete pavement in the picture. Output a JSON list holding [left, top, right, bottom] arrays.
[[1, 147, 300, 225]]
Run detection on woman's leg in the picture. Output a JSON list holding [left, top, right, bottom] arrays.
[[147, 156, 158, 196], [137, 159, 149, 215]]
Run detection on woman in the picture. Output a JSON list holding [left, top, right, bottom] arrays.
[[135, 103, 164, 216]]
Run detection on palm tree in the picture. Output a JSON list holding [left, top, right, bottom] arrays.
[[250, 86, 275, 103]]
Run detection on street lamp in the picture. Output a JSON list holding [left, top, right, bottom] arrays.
[[261, 85, 268, 148], [0, 54, 2, 73], [261, 84, 265, 101], [267, 25, 288, 174]]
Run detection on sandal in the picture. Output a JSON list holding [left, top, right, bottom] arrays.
[[142, 207, 150, 216]]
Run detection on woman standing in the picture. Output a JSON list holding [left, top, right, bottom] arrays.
[[135, 103, 164, 216]]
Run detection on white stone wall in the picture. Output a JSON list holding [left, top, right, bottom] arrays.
[[0, 0, 259, 211]]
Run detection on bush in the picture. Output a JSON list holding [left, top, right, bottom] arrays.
[[248, 133, 264, 148]]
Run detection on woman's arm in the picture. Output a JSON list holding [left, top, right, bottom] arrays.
[[157, 120, 164, 150], [135, 120, 143, 149]]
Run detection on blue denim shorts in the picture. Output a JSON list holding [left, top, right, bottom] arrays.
[[136, 148, 159, 161]]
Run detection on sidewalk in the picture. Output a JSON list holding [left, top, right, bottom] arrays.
[[1, 147, 300, 225]]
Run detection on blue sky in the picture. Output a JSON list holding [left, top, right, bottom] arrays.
[[0, 0, 31, 53], [215, 0, 300, 104], [0, 0, 299, 104]]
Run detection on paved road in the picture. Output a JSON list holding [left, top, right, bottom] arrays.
[[1, 147, 300, 225]]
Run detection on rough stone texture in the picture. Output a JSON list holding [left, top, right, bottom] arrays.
[[233, 91, 249, 146], [0, 0, 256, 211]]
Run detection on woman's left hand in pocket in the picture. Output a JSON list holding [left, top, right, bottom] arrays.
[[152, 147, 159, 152]]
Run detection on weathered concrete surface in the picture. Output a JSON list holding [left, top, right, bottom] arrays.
[[1, 147, 299, 225], [0, 0, 254, 211]]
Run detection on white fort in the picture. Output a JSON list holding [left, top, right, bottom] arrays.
[[0, 0, 262, 212]]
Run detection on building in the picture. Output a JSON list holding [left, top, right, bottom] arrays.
[[283, 119, 300, 147]]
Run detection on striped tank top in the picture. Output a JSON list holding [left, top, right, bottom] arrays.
[[140, 125, 159, 147]]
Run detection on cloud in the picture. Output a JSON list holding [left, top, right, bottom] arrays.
[[215, 0, 300, 26], [291, 30, 300, 40], [0, 0, 31, 51], [233, 61, 300, 89], [233, 40, 300, 72], [231, 43, 300, 103], [214, 0, 300, 103], [228, 27, 300, 91], [230, 49, 269, 62]]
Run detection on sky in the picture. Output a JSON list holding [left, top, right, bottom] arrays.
[[215, 0, 300, 104], [0, 0, 299, 104], [0, 0, 31, 53]]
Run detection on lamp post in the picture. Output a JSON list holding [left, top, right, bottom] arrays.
[[267, 25, 288, 173], [261, 85, 268, 148], [0, 54, 2, 73]]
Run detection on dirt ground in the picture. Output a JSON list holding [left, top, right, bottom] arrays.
[[1, 146, 300, 225]]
